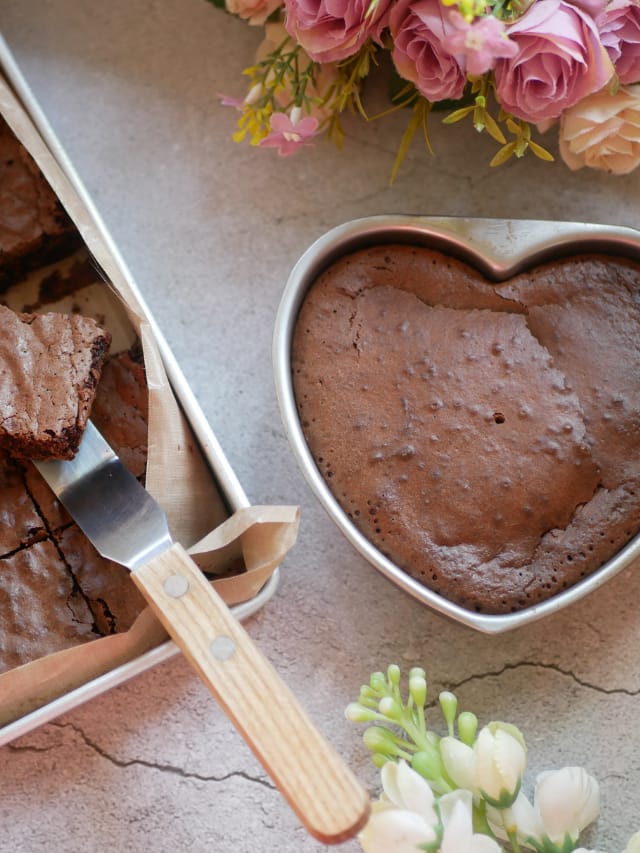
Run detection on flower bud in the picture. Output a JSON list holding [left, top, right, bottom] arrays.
[[345, 702, 378, 723], [457, 711, 478, 746], [387, 664, 401, 687], [378, 696, 403, 721], [363, 726, 401, 758], [475, 724, 526, 808], [369, 671, 387, 692], [439, 691, 458, 732], [440, 735, 476, 791], [408, 674, 427, 709], [244, 82, 264, 106]]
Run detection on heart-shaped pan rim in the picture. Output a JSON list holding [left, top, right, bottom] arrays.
[[273, 216, 640, 634]]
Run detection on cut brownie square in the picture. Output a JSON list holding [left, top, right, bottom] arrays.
[[0, 451, 47, 552], [0, 304, 111, 459], [0, 539, 97, 672], [90, 346, 148, 477], [0, 116, 81, 291], [55, 524, 146, 636]]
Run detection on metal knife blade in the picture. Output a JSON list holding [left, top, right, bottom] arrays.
[[36, 421, 171, 569], [35, 422, 369, 844]]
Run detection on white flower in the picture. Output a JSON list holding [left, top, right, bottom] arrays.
[[358, 761, 440, 853], [487, 791, 545, 849], [380, 760, 439, 823], [487, 767, 600, 850], [439, 790, 504, 853], [535, 766, 600, 844], [625, 832, 640, 853], [559, 84, 640, 175], [358, 805, 439, 853], [441, 724, 527, 808]]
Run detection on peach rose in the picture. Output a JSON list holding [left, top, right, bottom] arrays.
[[225, 0, 283, 26], [559, 83, 640, 173]]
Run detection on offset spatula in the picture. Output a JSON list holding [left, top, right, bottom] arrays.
[[35, 421, 369, 844]]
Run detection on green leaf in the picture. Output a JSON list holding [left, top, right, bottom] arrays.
[[204, 0, 227, 9]]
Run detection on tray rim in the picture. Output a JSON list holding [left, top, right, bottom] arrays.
[[0, 35, 279, 745], [273, 214, 640, 634]]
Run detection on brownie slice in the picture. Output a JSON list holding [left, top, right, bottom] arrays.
[[0, 304, 111, 460], [90, 345, 148, 477], [0, 117, 81, 291], [0, 347, 149, 673], [0, 540, 96, 672]]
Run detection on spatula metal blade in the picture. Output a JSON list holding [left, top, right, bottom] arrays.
[[35, 420, 172, 570]]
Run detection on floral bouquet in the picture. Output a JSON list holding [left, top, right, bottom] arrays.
[[215, 0, 640, 176], [346, 665, 639, 853]]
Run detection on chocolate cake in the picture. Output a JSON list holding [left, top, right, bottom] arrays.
[[292, 245, 640, 614], [0, 347, 148, 673], [0, 116, 81, 291], [0, 304, 111, 460]]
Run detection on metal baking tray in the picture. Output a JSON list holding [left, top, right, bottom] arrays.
[[0, 37, 278, 746], [273, 214, 640, 634]]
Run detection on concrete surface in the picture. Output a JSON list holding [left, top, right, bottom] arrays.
[[1, 1, 639, 851]]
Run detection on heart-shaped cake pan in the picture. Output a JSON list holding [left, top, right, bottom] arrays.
[[273, 216, 640, 634]]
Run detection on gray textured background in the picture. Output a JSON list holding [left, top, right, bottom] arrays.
[[1, 2, 639, 851]]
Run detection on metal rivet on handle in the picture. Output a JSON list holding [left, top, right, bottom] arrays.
[[164, 574, 190, 598], [211, 635, 236, 661]]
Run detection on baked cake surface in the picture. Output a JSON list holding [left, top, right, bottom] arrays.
[[0, 117, 80, 291], [0, 304, 111, 460], [292, 245, 640, 613]]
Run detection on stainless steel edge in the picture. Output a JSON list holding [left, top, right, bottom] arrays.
[[273, 214, 640, 634], [0, 37, 279, 742]]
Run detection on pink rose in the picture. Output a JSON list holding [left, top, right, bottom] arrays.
[[494, 0, 614, 123], [444, 11, 518, 76], [570, 0, 607, 15], [597, 0, 640, 84], [559, 83, 640, 173], [284, 0, 391, 63], [390, 0, 466, 102], [225, 0, 283, 26]]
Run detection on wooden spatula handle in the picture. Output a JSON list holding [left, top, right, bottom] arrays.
[[131, 542, 370, 844]]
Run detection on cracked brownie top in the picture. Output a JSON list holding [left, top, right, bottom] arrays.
[[292, 245, 640, 614]]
